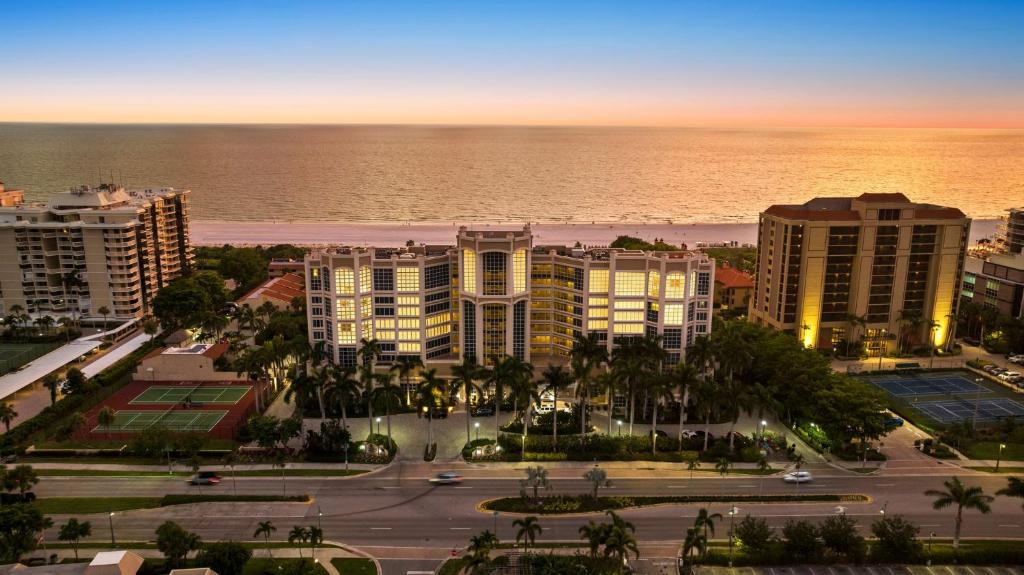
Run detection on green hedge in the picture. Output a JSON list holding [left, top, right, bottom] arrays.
[[697, 540, 1024, 566], [496, 432, 701, 461], [160, 494, 309, 506], [1, 340, 162, 451], [482, 493, 867, 514]]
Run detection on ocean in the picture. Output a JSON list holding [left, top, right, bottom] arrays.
[[0, 124, 1020, 224]]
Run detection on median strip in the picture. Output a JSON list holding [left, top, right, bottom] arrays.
[[34, 494, 310, 514], [479, 493, 870, 515]]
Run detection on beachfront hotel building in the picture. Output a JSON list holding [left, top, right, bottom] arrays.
[[304, 225, 715, 382], [0, 181, 193, 320], [748, 193, 970, 354]]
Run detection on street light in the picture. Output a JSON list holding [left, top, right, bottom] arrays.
[[617, 420, 622, 437], [342, 442, 349, 471], [375, 417, 381, 434], [997, 443, 1006, 472], [760, 419, 768, 442], [108, 512, 116, 546], [317, 505, 323, 531], [727, 506, 739, 567], [493, 510, 500, 540], [834, 505, 847, 516], [474, 421, 480, 442]]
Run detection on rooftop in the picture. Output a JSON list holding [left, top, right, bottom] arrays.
[[764, 193, 967, 221], [715, 263, 754, 289], [239, 272, 305, 305]]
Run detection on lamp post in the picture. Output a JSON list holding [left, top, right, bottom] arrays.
[[997, 443, 1006, 472], [474, 421, 480, 442], [108, 512, 116, 546], [834, 505, 847, 516], [877, 329, 886, 371], [317, 505, 323, 531], [927, 531, 935, 566], [972, 378, 984, 428], [617, 420, 622, 437], [760, 419, 767, 443], [342, 442, 349, 471], [727, 506, 739, 567], [375, 417, 381, 435], [493, 511, 500, 541]]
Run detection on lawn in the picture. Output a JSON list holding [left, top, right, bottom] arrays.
[[436, 558, 467, 575], [34, 494, 308, 514], [964, 465, 1024, 473], [243, 559, 327, 575], [961, 441, 1024, 461], [481, 493, 868, 514], [34, 468, 368, 478], [330, 558, 377, 575]]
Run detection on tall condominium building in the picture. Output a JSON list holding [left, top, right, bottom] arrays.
[[305, 225, 715, 378], [961, 253, 1024, 319], [749, 193, 970, 354], [997, 208, 1024, 255], [0, 182, 193, 320]]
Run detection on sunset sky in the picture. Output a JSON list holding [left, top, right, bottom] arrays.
[[3, 1, 1022, 128]]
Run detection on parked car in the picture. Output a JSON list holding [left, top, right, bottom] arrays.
[[783, 471, 814, 484], [534, 404, 554, 415], [884, 415, 905, 427], [999, 371, 1021, 380], [188, 471, 221, 485], [680, 429, 700, 439], [429, 472, 464, 485], [471, 405, 495, 417]]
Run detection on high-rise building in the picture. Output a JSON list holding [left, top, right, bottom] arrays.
[[304, 225, 714, 379], [0, 182, 193, 320], [995, 207, 1024, 255], [749, 193, 970, 354]]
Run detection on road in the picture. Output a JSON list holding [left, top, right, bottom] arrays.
[[36, 461, 1024, 550]]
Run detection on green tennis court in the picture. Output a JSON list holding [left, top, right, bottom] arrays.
[[0, 342, 61, 375], [129, 386, 251, 405], [94, 410, 228, 433]]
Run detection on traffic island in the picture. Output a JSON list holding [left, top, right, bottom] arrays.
[[479, 494, 869, 515]]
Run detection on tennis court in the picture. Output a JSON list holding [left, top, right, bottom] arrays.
[[0, 342, 61, 374], [93, 409, 228, 433], [865, 373, 988, 397], [129, 385, 251, 405], [915, 398, 1024, 424]]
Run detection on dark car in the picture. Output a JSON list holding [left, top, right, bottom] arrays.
[[188, 471, 221, 485], [471, 405, 495, 417]]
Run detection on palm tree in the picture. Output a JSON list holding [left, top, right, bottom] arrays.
[[603, 519, 640, 569], [646, 373, 674, 454], [222, 451, 240, 496], [308, 365, 331, 420], [693, 507, 722, 543], [682, 526, 707, 565], [254, 521, 277, 558], [373, 372, 403, 445], [450, 357, 483, 444], [96, 407, 116, 440], [34, 315, 55, 336], [487, 355, 533, 441], [721, 377, 754, 451], [925, 477, 993, 550], [539, 364, 572, 450], [508, 368, 539, 456], [513, 516, 542, 552], [62, 270, 83, 326], [325, 366, 360, 428], [571, 332, 608, 435], [897, 308, 924, 354], [578, 520, 607, 558], [287, 526, 310, 559], [843, 313, 867, 355], [997, 477, 1024, 509], [693, 377, 719, 451], [307, 525, 324, 561], [42, 373, 60, 405], [0, 402, 18, 433], [611, 341, 644, 436], [97, 306, 111, 331], [715, 457, 731, 478], [357, 338, 383, 429], [594, 370, 620, 436], [687, 335, 717, 377], [236, 305, 261, 337], [390, 355, 424, 406], [201, 312, 230, 341], [669, 363, 700, 448], [415, 369, 447, 450], [59, 316, 75, 343]]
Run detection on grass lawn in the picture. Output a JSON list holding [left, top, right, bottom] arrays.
[[961, 441, 1024, 461], [964, 465, 1024, 473], [436, 558, 467, 575], [35, 469, 192, 477], [243, 559, 327, 575], [34, 468, 367, 478], [330, 558, 377, 575], [34, 497, 162, 514], [46, 541, 341, 550], [482, 493, 868, 514]]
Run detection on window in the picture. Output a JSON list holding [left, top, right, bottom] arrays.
[[360, 295, 371, 314], [397, 267, 419, 292], [664, 328, 682, 349], [375, 307, 395, 316], [483, 252, 507, 295], [647, 270, 660, 298], [613, 310, 644, 322], [646, 301, 659, 323], [588, 297, 608, 307], [359, 266, 371, 294], [665, 272, 685, 299], [398, 342, 421, 353], [426, 312, 451, 326], [335, 268, 354, 295], [425, 301, 450, 314], [514, 249, 527, 293], [339, 347, 357, 367], [697, 272, 711, 296], [397, 296, 420, 305], [425, 291, 448, 302], [398, 318, 421, 329], [312, 319, 324, 328], [589, 269, 609, 293], [376, 330, 396, 341], [373, 268, 394, 291], [427, 324, 451, 338], [614, 271, 645, 296], [310, 267, 322, 291], [398, 330, 419, 340], [338, 322, 356, 344], [336, 298, 355, 320], [375, 295, 395, 304], [664, 303, 684, 325], [462, 249, 476, 294], [312, 307, 323, 316], [588, 319, 608, 330], [361, 319, 372, 340], [613, 322, 644, 335], [614, 300, 644, 309], [398, 306, 419, 317], [513, 300, 526, 360], [588, 307, 608, 318], [463, 301, 476, 358], [375, 318, 396, 330], [425, 264, 450, 290]]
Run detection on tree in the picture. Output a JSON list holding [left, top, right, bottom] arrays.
[[274, 452, 289, 496], [925, 477, 993, 550], [781, 519, 823, 563], [583, 466, 611, 499], [198, 542, 252, 575], [218, 247, 268, 290], [325, 366, 360, 428], [507, 362, 539, 452], [143, 317, 160, 341], [520, 466, 550, 501], [97, 305, 111, 331], [372, 372, 403, 446], [156, 521, 202, 569], [58, 518, 92, 560], [307, 525, 324, 560], [819, 514, 866, 562], [449, 356, 482, 444], [997, 477, 1024, 509], [0, 403, 17, 433], [288, 526, 310, 559], [391, 355, 425, 406], [571, 332, 607, 435], [539, 364, 572, 450], [254, 521, 277, 558], [693, 377, 719, 451], [715, 457, 731, 478], [579, 520, 609, 558], [682, 527, 707, 565], [152, 277, 217, 330], [870, 515, 922, 563], [58, 316, 75, 343], [734, 515, 773, 560], [693, 508, 722, 543], [415, 369, 447, 450], [97, 407, 116, 439], [669, 363, 700, 446], [602, 514, 640, 567], [63, 367, 89, 396], [686, 456, 700, 478], [0, 504, 52, 563], [42, 373, 60, 405], [6, 465, 39, 498], [513, 516, 542, 552], [487, 355, 533, 441]]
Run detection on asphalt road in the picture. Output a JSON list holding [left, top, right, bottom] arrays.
[[36, 462, 1024, 553]]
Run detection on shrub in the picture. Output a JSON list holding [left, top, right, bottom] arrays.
[[197, 542, 251, 575], [819, 515, 866, 563], [734, 515, 774, 560], [782, 520, 823, 563], [870, 515, 922, 563]]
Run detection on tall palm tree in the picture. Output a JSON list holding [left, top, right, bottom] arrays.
[[897, 308, 924, 353], [58, 316, 75, 343], [682, 526, 707, 564], [578, 520, 607, 559], [373, 372, 403, 445], [62, 270, 83, 327], [687, 335, 717, 378], [508, 366, 539, 454], [997, 477, 1024, 509], [357, 362, 378, 433], [42, 373, 60, 405], [287, 526, 309, 559], [513, 516, 542, 552], [693, 377, 719, 451], [35, 315, 55, 335], [0, 402, 18, 433], [539, 364, 572, 450], [571, 332, 608, 435], [595, 370, 620, 436], [97, 306, 111, 331], [325, 366, 360, 428], [669, 363, 700, 448], [254, 521, 276, 558], [358, 338, 383, 429], [693, 507, 722, 542], [309, 365, 332, 420], [390, 355, 424, 405], [450, 357, 484, 444], [486, 355, 533, 441], [415, 369, 447, 450], [236, 305, 261, 337], [603, 519, 640, 569], [646, 373, 673, 454], [612, 341, 645, 436], [721, 377, 754, 451], [925, 478, 993, 550]]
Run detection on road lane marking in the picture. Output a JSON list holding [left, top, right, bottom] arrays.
[[919, 524, 940, 527], [998, 524, 1020, 528], [449, 527, 471, 530], [876, 483, 896, 487], [667, 485, 688, 488], [407, 572, 434, 574], [454, 486, 473, 489], [370, 527, 392, 530]]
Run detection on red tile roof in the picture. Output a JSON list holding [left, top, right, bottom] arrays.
[[715, 265, 754, 290], [239, 273, 306, 305], [855, 192, 911, 203]]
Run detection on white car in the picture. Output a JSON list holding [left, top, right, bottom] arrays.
[[783, 471, 813, 484], [429, 472, 464, 485]]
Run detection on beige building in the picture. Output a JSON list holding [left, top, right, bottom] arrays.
[[0, 182, 193, 319], [134, 342, 236, 381], [749, 193, 970, 354], [305, 225, 715, 376]]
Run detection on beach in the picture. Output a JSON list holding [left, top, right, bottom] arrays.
[[191, 219, 1000, 249]]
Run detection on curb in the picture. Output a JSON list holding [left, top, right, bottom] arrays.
[[474, 494, 874, 518]]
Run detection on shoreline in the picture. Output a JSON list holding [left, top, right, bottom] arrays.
[[190, 219, 999, 248]]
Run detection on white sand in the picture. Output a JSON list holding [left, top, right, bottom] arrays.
[[190, 219, 999, 249]]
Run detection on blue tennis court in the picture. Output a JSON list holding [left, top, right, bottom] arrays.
[[866, 374, 988, 397], [915, 398, 1024, 424]]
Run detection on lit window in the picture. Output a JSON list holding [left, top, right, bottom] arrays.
[[335, 268, 354, 295], [398, 318, 421, 329], [613, 311, 644, 322], [614, 300, 644, 310], [398, 296, 420, 305], [648, 270, 660, 298], [376, 330, 396, 340], [375, 318, 395, 330], [514, 249, 527, 293], [463, 249, 476, 294], [336, 298, 355, 320], [664, 303, 684, 325], [588, 297, 608, 307], [589, 269, 609, 293], [359, 266, 371, 294], [587, 319, 608, 330], [690, 271, 697, 297], [397, 267, 419, 292], [588, 307, 608, 318], [398, 342, 421, 353], [426, 312, 451, 326], [665, 272, 685, 299], [427, 324, 452, 338], [361, 319, 372, 340], [613, 322, 644, 334], [398, 306, 419, 317], [360, 296, 371, 314], [613, 271, 645, 296], [338, 322, 356, 344], [398, 330, 419, 341]]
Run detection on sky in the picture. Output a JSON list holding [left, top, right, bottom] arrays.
[[2, 1, 1023, 128]]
